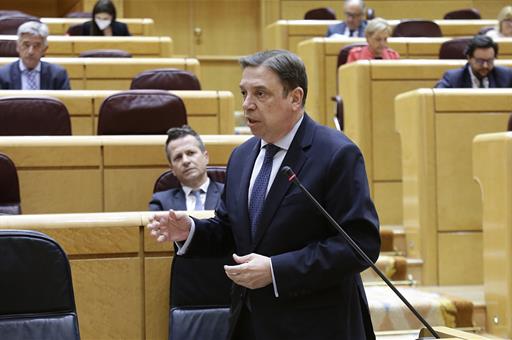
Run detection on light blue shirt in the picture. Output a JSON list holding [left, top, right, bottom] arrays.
[[19, 61, 41, 90]]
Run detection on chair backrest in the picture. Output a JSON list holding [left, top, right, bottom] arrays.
[[130, 68, 201, 90], [66, 24, 83, 36], [508, 114, 512, 131], [97, 90, 187, 135], [478, 26, 494, 35], [392, 20, 442, 37], [0, 39, 18, 57], [439, 38, 471, 59], [304, 7, 336, 20], [65, 11, 91, 18], [0, 153, 21, 215], [0, 10, 26, 18], [169, 306, 229, 340], [0, 230, 80, 339], [79, 49, 132, 58], [337, 43, 368, 68], [443, 8, 481, 19], [153, 166, 227, 193], [366, 8, 376, 20], [0, 96, 71, 136], [0, 15, 40, 35]]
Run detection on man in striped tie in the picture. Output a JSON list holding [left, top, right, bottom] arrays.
[[0, 21, 70, 90]]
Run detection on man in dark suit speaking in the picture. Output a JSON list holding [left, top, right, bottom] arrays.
[[0, 21, 70, 90], [436, 35, 512, 88], [148, 50, 380, 340], [149, 125, 231, 307]]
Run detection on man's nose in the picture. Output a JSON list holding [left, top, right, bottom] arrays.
[[242, 95, 254, 111]]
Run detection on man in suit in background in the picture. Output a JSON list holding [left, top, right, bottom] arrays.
[[148, 50, 380, 340], [149, 125, 232, 307], [326, 0, 367, 37], [0, 21, 70, 90], [436, 35, 512, 88]]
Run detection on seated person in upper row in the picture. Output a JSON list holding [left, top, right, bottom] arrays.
[[326, 0, 366, 38], [436, 35, 512, 88], [347, 17, 399, 63], [0, 21, 70, 90], [81, 0, 131, 36], [486, 6, 512, 38]]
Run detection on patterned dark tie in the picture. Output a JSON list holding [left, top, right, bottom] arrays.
[[24, 69, 38, 90], [191, 189, 203, 211], [248, 144, 280, 239]]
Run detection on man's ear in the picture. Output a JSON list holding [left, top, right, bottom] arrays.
[[42, 45, 48, 57], [290, 87, 304, 108], [204, 150, 209, 163]]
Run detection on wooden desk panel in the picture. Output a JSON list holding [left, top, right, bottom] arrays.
[[0, 89, 234, 136], [42, 18, 155, 36], [473, 132, 512, 339], [395, 89, 511, 285], [0, 136, 249, 214]]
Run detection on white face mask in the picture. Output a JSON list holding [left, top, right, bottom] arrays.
[[95, 18, 111, 30]]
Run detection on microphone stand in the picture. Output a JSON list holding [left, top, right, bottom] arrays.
[[281, 166, 440, 339]]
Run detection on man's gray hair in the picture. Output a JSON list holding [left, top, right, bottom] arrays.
[[17, 21, 49, 46], [344, 0, 365, 10]]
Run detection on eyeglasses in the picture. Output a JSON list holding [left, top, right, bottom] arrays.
[[345, 11, 363, 18], [471, 57, 495, 66]]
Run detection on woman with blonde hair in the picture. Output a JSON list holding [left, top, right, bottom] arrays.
[[347, 17, 400, 62], [486, 6, 512, 38]]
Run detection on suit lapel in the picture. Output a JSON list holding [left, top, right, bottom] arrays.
[[252, 115, 315, 249], [171, 188, 187, 211], [204, 180, 220, 210], [10, 61, 21, 89], [39, 62, 48, 90]]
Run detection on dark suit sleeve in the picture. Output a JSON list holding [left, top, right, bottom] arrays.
[[435, 71, 454, 88], [148, 193, 165, 211], [272, 142, 380, 296]]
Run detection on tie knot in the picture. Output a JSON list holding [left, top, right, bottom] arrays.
[[264, 144, 280, 160]]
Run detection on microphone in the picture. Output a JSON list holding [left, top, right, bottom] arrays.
[[281, 166, 440, 339]]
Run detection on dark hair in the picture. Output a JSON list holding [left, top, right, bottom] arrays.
[[239, 49, 308, 107], [464, 35, 499, 58], [90, 0, 117, 36], [165, 125, 205, 162]]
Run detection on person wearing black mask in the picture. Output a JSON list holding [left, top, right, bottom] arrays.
[[81, 0, 130, 36]]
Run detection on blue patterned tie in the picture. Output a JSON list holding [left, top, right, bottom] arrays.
[[249, 144, 280, 239], [191, 189, 203, 211], [24, 69, 38, 90]]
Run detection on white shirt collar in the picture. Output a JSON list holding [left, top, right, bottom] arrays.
[[182, 177, 210, 197], [19, 61, 42, 73], [260, 114, 304, 151], [468, 64, 489, 88]]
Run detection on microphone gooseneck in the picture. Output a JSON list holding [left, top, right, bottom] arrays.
[[280, 166, 440, 339]]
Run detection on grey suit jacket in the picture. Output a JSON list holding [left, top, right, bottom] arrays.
[[149, 179, 224, 211], [0, 60, 71, 90]]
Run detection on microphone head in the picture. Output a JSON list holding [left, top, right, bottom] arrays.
[[281, 166, 296, 182]]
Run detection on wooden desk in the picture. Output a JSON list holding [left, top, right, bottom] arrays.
[[395, 89, 510, 285], [264, 19, 496, 52], [0, 135, 249, 214], [0, 35, 172, 57], [42, 17, 155, 36], [0, 210, 213, 340], [473, 132, 512, 339], [0, 57, 200, 91], [299, 37, 512, 130], [0, 90, 234, 136]]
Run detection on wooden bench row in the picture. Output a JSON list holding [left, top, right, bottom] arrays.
[[0, 90, 235, 135], [41, 17, 155, 36], [0, 57, 199, 90], [0, 135, 249, 214], [265, 19, 497, 53], [1, 35, 172, 57]]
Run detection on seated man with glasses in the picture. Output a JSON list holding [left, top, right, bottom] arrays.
[[436, 35, 512, 88], [0, 21, 70, 90], [326, 0, 367, 38]]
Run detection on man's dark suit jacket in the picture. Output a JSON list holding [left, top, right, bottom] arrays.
[[326, 21, 367, 37], [0, 60, 71, 90], [190, 114, 381, 340], [435, 63, 512, 88], [81, 20, 131, 36], [149, 179, 233, 307]]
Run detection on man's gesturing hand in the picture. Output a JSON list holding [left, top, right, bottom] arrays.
[[147, 210, 191, 242], [224, 253, 272, 289]]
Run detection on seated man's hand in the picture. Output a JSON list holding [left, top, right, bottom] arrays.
[[147, 210, 191, 242]]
